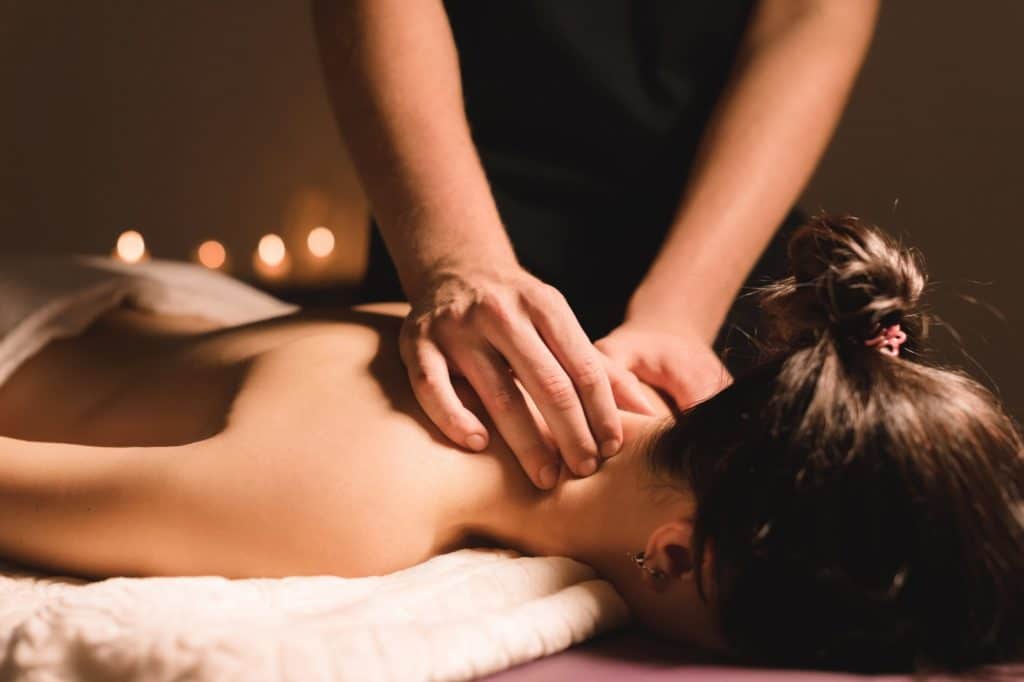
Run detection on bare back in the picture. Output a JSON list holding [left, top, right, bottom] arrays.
[[0, 303, 538, 577]]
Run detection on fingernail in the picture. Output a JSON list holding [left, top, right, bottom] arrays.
[[465, 433, 487, 451], [539, 462, 561, 489], [600, 439, 621, 458], [577, 457, 599, 477]]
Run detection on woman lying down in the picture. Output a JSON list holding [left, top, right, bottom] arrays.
[[0, 215, 1021, 675]]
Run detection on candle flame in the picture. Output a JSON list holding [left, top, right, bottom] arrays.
[[116, 230, 146, 264], [197, 240, 227, 269], [258, 234, 286, 267], [307, 226, 335, 258]]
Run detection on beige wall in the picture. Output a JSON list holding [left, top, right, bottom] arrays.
[[2, 1, 1021, 415]]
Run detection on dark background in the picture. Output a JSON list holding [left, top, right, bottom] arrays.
[[2, 1, 1021, 418]]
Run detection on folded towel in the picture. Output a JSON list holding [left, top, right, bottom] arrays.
[[0, 549, 629, 682], [0, 256, 631, 681], [0, 255, 297, 387]]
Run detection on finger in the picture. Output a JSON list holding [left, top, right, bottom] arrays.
[[601, 355, 657, 416], [630, 356, 694, 410], [521, 290, 623, 458], [400, 332, 489, 451], [516, 375, 559, 452], [632, 351, 726, 411], [480, 315, 603, 476], [455, 342, 562, 489]]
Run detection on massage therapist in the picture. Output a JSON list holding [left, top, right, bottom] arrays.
[[312, 0, 878, 489]]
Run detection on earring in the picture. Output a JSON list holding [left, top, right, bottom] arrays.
[[627, 551, 666, 579]]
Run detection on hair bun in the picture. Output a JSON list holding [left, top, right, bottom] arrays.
[[759, 213, 926, 352]]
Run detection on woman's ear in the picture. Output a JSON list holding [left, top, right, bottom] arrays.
[[641, 520, 697, 592]]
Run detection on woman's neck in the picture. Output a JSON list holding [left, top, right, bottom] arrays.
[[446, 413, 679, 583]]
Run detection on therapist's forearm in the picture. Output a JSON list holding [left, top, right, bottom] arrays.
[[312, 0, 515, 297], [628, 0, 879, 344]]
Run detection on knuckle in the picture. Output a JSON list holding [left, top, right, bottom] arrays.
[[636, 354, 659, 376], [477, 291, 501, 313], [564, 434, 596, 458], [518, 282, 562, 314], [596, 417, 620, 439], [408, 366, 431, 387], [540, 283, 566, 305], [571, 356, 605, 390], [444, 410, 469, 433], [411, 369, 452, 401], [489, 384, 520, 413], [478, 293, 515, 327], [433, 307, 464, 332], [538, 371, 578, 411], [415, 368, 445, 393], [605, 364, 629, 385]]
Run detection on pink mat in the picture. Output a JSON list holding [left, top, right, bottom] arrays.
[[485, 629, 1021, 681]]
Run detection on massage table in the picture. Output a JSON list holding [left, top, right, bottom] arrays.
[[2, 256, 1018, 681]]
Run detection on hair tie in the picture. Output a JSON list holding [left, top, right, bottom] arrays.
[[865, 323, 907, 357]]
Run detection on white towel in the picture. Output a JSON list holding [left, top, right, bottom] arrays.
[[0, 255, 298, 387], [0, 550, 629, 682], [0, 256, 631, 681]]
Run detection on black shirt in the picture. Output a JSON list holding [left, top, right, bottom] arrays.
[[447, 0, 752, 210], [363, 1, 799, 342]]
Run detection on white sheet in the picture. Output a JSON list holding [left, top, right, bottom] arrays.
[[0, 256, 631, 681]]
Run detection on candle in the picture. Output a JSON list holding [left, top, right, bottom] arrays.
[[115, 230, 146, 264], [254, 233, 290, 281], [258, 234, 286, 267], [307, 226, 335, 258], [196, 240, 227, 269]]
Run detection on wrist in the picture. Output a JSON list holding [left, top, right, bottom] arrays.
[[626, 280, 721, 344], [403, 248, 521, 303], [387, 215, 519, 300]]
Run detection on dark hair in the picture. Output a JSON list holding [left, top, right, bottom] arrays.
[[649, 213, 1024, 674]]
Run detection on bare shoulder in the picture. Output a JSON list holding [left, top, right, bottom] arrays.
[[219, 304, 413, 433]]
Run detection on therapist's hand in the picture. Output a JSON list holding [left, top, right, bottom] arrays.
[[400, 265, 626, 489], [595, 323, 732, 412]]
